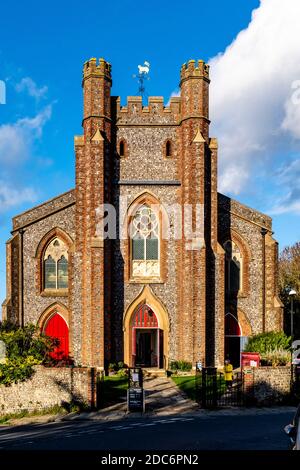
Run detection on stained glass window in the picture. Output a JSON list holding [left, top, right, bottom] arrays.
[[131, 206, 159, 277], [43, 238, 69, 290], [57, 256, 68, 289], [45, 256, 56, 289]]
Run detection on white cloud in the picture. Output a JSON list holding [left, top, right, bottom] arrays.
[[208, 0, 300, 195], [269, 158, 300, 214], [15, 77, 48, 100], [0, 182, 37, 212], [0, 105, 52, 165], [0, 104, 51, 213], [166, 89, 180, 106]]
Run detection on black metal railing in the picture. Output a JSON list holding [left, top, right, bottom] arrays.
[[196, 366, 244, 408]]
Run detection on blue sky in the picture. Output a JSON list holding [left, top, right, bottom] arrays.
[[1, 0, 300, 304]]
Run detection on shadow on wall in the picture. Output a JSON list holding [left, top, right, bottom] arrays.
[[110, 97, 125, 368], [52, 367, 99, 411], [244, 381, 295, 406]]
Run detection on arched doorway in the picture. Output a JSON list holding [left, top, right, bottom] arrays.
[[225, 313, 242, 368], [132, 304, 163, 368], [123, 286, 169, 369], [44, 313, 69, 360]]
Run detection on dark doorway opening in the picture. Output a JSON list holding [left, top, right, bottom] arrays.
[[225, 336, 241, 369], [136, 331, 152, 366]]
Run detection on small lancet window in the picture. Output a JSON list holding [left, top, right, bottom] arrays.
[[119, 140, 125, 157], [166, 140, 172, 158]]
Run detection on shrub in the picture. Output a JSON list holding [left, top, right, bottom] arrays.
[[0, 321, 58, 386], [116, 368, 128, 377], [244, 331, 291, 355], [261, 348, 291, 367], [169, 360, 192, 372]]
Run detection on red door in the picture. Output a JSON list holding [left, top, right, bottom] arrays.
[[45, 313, 69, 360]]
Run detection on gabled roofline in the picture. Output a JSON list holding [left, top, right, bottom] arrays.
[[12, 189, 76, 232], [218, 192, 272, 231]]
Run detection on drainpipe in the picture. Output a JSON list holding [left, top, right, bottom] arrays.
[[261, 227, 268, 333], [18, 228, 25, 328]]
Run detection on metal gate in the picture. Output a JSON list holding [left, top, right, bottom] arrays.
[[196, 366, 245, 408], [292, 365, 300, 401]]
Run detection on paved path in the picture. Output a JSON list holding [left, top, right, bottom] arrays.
[[142, 373, 199, 415], [74, 372, 199, 420]]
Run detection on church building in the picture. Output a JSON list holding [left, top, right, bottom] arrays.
[[2, 58, 283, 369]]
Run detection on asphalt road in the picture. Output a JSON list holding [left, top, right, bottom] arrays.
[[0, 410, 294, 451]]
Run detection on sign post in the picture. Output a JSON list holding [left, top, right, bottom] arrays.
[[127, 367, 145, 413]]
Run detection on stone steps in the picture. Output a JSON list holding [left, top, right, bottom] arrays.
[[142, 368, 166, 378]]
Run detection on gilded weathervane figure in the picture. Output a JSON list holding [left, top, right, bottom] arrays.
[[133, 61, 150, 99]]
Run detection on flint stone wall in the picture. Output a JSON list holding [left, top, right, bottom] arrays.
[[0, 366, 96, 415]]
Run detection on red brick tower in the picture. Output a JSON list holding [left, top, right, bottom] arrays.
[[73, 58, 112, 368], [178, 60, 223, 366], [178, 60, 210, 365]]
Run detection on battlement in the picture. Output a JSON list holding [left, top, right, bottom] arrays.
[[83, 57, 112, 82], [180, 59, 210, 83], [116, 95, 181, 119]]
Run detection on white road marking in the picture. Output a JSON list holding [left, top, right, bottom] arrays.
[[154, 419, 175, 424]]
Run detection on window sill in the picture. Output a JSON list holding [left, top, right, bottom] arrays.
[[128, 278, 165, 284], [40, 290, 69, 297]]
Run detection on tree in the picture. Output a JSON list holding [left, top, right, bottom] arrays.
[[279, 242, 300, 307]]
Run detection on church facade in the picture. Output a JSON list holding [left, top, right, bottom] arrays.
[[2, 58, 283, 369]]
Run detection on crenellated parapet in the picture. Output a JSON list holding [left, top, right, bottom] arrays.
[[180, 59, 210, 84], [116, 96, 181, 124], [82, 57, 112, 84]]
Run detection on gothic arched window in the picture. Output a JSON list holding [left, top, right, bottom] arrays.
[[131, 205, 160, 278], [44, 238, 69, 290], [224, 240, 242, 295]]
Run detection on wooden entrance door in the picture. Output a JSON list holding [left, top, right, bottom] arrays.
[[44, 313, 69, 360]]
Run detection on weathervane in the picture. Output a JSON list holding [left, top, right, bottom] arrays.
[[133, 61, 150, 99]]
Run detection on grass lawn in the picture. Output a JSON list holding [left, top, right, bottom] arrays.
[[171, 375, 199, 400], [100, 375, 128, 408], [172, 374, 226, 401]]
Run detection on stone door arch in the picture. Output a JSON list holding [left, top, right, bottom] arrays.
[[123, 286, 169, 368]]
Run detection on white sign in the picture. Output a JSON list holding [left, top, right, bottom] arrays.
[[0, 340, 6, 363], [250, 360, 257, 367], [132, 373, 139, 383]]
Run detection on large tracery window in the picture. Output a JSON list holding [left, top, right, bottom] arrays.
[[44, 238, 69, 290], [224, 240, 243, 294], [131, 205, 160, 278]]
